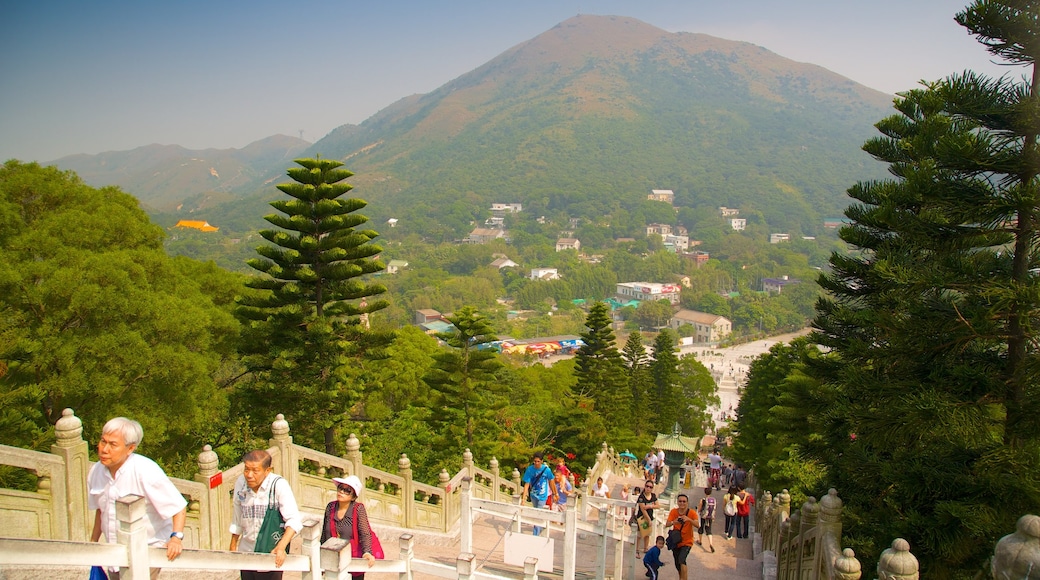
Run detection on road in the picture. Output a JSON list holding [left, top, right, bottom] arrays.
[[680, 329, 812, 430]]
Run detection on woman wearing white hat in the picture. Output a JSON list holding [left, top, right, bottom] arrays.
[[321, 475, 375, 577]]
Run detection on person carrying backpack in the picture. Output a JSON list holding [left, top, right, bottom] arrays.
[[696, 487, 716, 553]]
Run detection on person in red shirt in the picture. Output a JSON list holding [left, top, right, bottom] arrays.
[[665, 494, 700, 580], [736, 485, 755, 539]]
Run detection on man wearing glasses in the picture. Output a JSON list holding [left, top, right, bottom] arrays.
[[665, 494, 698, 580], [229, 450, 302, 579]]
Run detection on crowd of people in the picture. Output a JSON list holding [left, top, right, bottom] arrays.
[[89, 416, 379, 580]]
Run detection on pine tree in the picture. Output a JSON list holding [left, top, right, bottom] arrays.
[[622, 332, 653, 434], [236, 157, 389, 454], [649, 329, 681, 433], [573, 302, 627, 423], [808, 2, 1040, 574], [422, 306, 504, 456]]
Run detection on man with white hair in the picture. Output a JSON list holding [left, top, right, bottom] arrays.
[[88, 417, 188, 579]]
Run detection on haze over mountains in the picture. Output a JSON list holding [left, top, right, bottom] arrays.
[[53, 15, 895, 237]]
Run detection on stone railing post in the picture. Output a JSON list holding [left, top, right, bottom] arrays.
[[193, 444, 221, 550], [563, 500, 577, 580], [345, 433, 362, 477], [992, 514, 1040, 579], [523, 556, 539, 580], [438, 469, 451, 533], [51, 408, 86, 540], [457, 552, 477, 580], [462, 448, 475, 480], [834, 548, 862, 580], [460, 476, 473, 554], [796, 497, 818, 577], [398, 454, 413, 529], [399, 533, 414, 580], [320, 536, 354, 580], [818, 489, 847, 578], [489, 457, 500, 502], [760, 490, 774, 551], [269, 414, 299, 491], [116, 495, 149, 580], [298, 516, 322, 580], [877, 538, 918, 580], [512, 468, 522, 502]]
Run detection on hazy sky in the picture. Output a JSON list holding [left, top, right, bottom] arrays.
[[0, 0, 1021, 163]]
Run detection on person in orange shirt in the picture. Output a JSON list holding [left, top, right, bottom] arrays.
[[665, 494, 699, 580]]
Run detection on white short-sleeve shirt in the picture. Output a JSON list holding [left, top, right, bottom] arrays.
[[87, 453, 188, 546]]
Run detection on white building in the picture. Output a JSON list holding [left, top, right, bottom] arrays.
[[769, 233, 790, 244], [730, 218, 747, 231], [616, 282, 682, 305], [530, 268, 561, 281]]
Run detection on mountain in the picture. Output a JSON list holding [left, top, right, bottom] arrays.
[[52, 15, 896, 237], [51, 134, 310, 211]]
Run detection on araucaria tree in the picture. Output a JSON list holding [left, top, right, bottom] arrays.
[[573, 302, 628, 422], [649, 329, 682, 433], [237, 158, 388, 455], [807, 1, 1040, 575], [422, 306, 504, 456]]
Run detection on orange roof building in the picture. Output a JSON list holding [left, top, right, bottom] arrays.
[[173, 220, 219, 232]]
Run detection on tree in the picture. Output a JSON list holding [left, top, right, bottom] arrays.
[[422, 306, 504, 456], [806, 2, 1040, 574], [649, 329, 682, 433], [622, 332, 654, 434], [573, 302, 627, 420], [675, 355, 719, 437], [236, 158, 389, 455], [633, 299, 675, 329], [0, 161, 239, 473]]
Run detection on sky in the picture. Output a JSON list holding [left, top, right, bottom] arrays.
[[0, 0, 1023, 163]]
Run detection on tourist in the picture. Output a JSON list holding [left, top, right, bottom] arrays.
[[633, 479, 660, 554], [665, 494, 699, 580], [88, 417, 187, 580], [230, 450, 303, 580], [736, 485, 755, 539], [722, 486, 740, 540], [588, 475, 610, 519], [555, 469, 574, 512], [321, 475, 376, 579], [643, 535, 666, 580], [707, 449, 723, 489], [521, 451, 558, 536], [696, 487, 717, 553], [618, 483, 631, 520]]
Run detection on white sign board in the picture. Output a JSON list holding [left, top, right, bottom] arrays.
[[503, 531, 554, 573]]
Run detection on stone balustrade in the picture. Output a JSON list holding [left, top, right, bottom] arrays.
[[754, 483, 1039, 580], [0, 409, 533, 550]]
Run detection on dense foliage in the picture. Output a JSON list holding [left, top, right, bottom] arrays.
[[735, 1, 1040, 576], [235, 158, 390, 455]]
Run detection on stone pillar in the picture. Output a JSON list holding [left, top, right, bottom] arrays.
[[398, 454, 413, 529], [512, 468, 522, 501], [460, 477, 473, 554], [457, 552, 477, 580], [877, 538, 918, 580], [399, 533, 415, 578], [116, 495, 149, 580], [489, 457, 500, 502], [320, 537, 353, 580], [298, 516, 322, 580], [268, 414, 298, 491], [462, 448, 474, 480], [51, 408, 86, 540], [834, 548, 862, 580], [193, 444, 221, 550], [991, 514, 1040, 579], [345, 433, 362, 477]]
